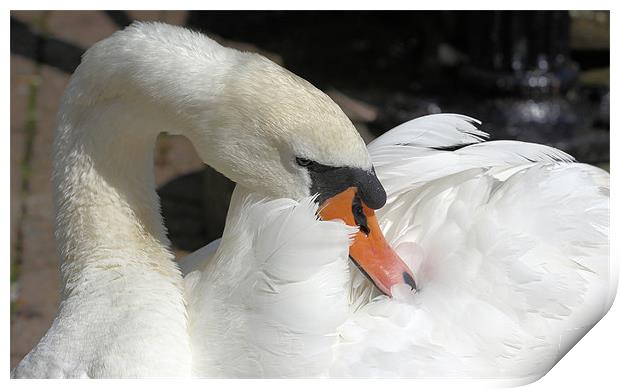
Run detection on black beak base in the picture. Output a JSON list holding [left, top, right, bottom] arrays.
[[310, 165, 386, 209]]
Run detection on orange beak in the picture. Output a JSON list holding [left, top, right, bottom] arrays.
[[318, 187, 416, 296]]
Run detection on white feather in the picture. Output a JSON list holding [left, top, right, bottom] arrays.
[[186, 186, 357, 377], [328, 114, 610, 380], [183, 114, 610, 382]]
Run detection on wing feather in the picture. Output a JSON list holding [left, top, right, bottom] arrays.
[[332, 114, 610, 379]]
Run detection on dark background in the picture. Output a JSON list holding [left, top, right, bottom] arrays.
[[9, 10, 609, 368]]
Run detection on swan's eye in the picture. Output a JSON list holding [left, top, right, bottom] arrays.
[[296, 157, 314, 167]]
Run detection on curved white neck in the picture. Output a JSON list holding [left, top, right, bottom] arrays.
[[43, 83, 196, 377], [52, 28, 241, 289], [53, 99, 175, 288]]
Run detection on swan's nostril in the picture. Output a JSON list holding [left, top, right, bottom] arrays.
[[352, 193, 370, 235], [403, 272, 417, 290]]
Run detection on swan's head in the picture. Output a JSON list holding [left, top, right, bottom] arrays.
[[182, 54, 414, 295], [187, 55, 379, 203]]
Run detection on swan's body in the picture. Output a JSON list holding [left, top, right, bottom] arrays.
[[12, 22, 611, 380], [182, 115, 611, 380]]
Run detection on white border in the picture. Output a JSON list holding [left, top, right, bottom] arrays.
[[4, 2, 618, 387]]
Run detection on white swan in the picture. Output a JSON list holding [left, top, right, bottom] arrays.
[[12, 22, 612, 381]]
